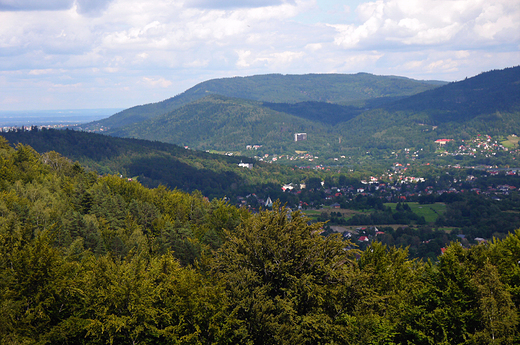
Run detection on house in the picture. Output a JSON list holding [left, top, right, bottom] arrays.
[[238, 161, 253, 169], [358, 236, 369, 242], [265, 197, 273, 207], [282, 183, 294, 191], [331, 203, 341, 209]]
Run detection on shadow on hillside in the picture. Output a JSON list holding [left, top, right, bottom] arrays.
[[125, 156, 243, 199]]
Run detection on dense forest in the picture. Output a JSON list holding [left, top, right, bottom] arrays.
[[1, 137, 520, 344], [84, 72, 443, 130], [108, 94, 334, 152], [79, 67, 520, 162], [0, 128, 328, 200]]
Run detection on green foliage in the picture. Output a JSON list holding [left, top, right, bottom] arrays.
[[85, 72, 442, 130], [1, 128, 321, 200], [337, 242, 423, 344], [1, 139, 520, 344], [212, 202, 359, 344], [400, 241, 519, 345]]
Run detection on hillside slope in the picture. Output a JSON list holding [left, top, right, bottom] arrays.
[[109, 94, 332, 151], [388, 65, 520, 123], [84, 73, 445, 130], [0, 128, 321, 199], [337, 66, 520, 149], [105, 66, 520, 156]]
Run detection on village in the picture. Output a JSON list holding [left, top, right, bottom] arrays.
[[238, 133, 519, 169], [227, 133, 520, 257]]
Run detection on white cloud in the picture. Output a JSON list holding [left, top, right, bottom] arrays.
[[455, 50, 470, 59], [104, 67, 119, 73], [185, 0, 290, 9], [50, 82, 82, 89], [305, 43, 322, 51], [142, 76, 172, 88], [184, 59, 209, 68], [29, 69, 60, 75], [235, 49, 306, 68], [0, 0, 518, 110], [269, 51, 305, 64], [331, 0, 520, 49], [236, 50, 252, 67]]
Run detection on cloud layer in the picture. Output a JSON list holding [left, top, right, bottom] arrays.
[[0, 0, 519, 110]]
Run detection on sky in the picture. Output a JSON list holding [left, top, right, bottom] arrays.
[[0, 0, 519, 111]]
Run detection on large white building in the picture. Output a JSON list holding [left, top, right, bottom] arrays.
[[294, 133, 307, 142]]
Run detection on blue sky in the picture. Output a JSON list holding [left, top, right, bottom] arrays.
[[0, 0, 519, 110]]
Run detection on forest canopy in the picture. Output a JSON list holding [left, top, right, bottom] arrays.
[[1, 138, 519, 344]]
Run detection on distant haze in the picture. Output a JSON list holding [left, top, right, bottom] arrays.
[[0, 109, 122, 127]]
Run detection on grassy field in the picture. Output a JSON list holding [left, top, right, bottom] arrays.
[[303, 202, 446, 224], [501, 135, 520, 149], [436, 227, 457, 233], [303, 208, 369, 221], [384, 202, 446, 223]]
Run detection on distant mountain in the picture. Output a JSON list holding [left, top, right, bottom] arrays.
[[104, 66, 520, 156], [261, 101, 362, 126], [83, 73, 445, 130], [337, 66, 520, 149], [108, 95, 333, 151], [387, 66, 520, 123]]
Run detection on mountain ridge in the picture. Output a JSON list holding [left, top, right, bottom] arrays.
[[103, 66, 520, 157], [386, 66, 520, 123], [109, 94, 331, 151], [83, 72, 446, 130]]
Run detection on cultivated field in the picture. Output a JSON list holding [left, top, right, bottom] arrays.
[[384, 202, 446, 223]]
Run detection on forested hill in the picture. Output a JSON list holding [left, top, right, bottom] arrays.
[[334, 66, 520, 150], [83, 72, 445, 130], [1, 138, 520, 344], [0, 128, 319, 199], [386, 65, 520, 123], [100, 66, 520, 158], [108, 94, 333, 151]]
